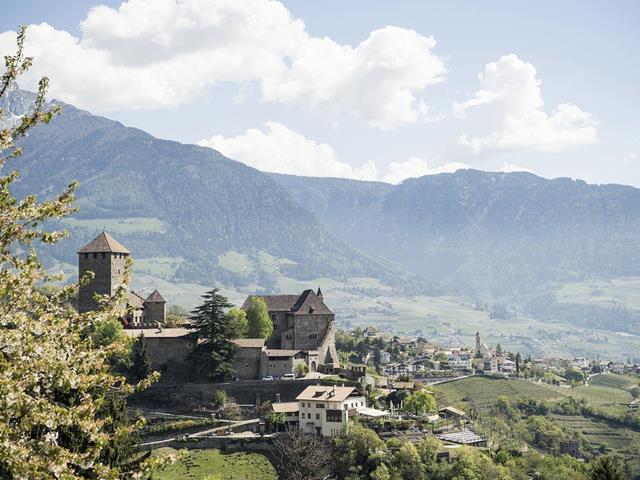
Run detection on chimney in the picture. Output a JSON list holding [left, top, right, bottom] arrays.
[[316, 286, 323, 300]]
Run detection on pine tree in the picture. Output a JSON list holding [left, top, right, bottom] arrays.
[[515, 352, 521, 375], [590, 455, 624, 480], [496, 343, 503, 356], [247, 296, 273, 339], [188, 288, 237, 380], [130, 332, 152, 382]]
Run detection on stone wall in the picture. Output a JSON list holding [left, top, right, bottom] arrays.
[[293, 313, 332, 351], [78, 252, 128, 313], [132, 379, 329, 409], [232, 347, 262, 380], [144, 301, 166, 325], [146, 336, 197, 382]]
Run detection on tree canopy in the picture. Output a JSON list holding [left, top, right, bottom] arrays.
[[246, 296, 272, 339], [0, 26, 166, 479], [188, 288, 237, 380]]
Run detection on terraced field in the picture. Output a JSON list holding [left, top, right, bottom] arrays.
[[550, 383, 633, 415], [589, 373, 638, 390], [552, 415, 640, 476], [433, 377, 562, 408]]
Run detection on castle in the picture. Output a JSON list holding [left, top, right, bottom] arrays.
[[233, 290, 339, 378], [78, 232, 337, 379], [77, 232, 166, 327]]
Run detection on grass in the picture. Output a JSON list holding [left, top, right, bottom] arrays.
[[557, 277, 640, 310], [151, 448, 277, 480], [589, 373, 638, 391], [434, 377, 561, 409], [218, 251, 254, 276], [134, 257, 184, 279], [61, 216, 164, 234], [549, 384, 633, 415]]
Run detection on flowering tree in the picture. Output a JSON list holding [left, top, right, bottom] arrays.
[[0, 26, 169, 479]]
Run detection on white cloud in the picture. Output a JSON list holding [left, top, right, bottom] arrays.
[[0, 0, 446, 129], [624, 152, 637, 163], [382, 157, 468, 184], [454, 54, 597, 153], [199, 121, 378, 180], [500, 162, 536, 174], [200, 122, 466, 183]]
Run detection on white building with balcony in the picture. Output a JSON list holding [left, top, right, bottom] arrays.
[[296, 385, 366, 437]]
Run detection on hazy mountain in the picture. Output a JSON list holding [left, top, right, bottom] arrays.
[[6, 89, 420, 292], [271, 170, 640, 298]]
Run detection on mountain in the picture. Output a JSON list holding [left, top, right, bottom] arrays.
[[271, 170, 640, 298], [5, 89, 417, 292]]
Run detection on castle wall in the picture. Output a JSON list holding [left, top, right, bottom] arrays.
[[292, 313, 332, 351], [265, 311, 287, 348], [78, 252, 128, 313], [144, 302, 166, 326], [145, 336, 196, 382], [232, 347, 263, 380]]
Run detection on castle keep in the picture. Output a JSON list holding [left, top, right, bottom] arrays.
[[78, 232, 166, 327], [234, 289, 339, 378]]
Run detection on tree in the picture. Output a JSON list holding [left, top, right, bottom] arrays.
[[590, 455, 624, 480], [188, 288, 237, 380], [130, 332, 152, 382], [0, 27, 167, 478], [246, 296, 272, 339], [496, 343, 503, 356], [402, 390, 436, 416], [391, 442, 424, 480], [333, 423, 386, 478], [295, 362, 309, 378], [370, 464, 391, 480], [165, 304, 188, 327], [274, 429, 333, 480], [515, 352, 521, 375], [227, 307, 248, 338]]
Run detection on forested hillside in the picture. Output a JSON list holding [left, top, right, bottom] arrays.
[[6, 88, 415, 291], [272, 170, 640, 296]]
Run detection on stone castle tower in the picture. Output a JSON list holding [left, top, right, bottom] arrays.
[[143, 289, 166, 325], [78, 232, 130, 313]]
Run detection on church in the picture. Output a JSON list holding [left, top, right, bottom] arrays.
[[77, 232, 166, 327]]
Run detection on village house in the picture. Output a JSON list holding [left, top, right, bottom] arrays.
[[297, 385, 366, 437], [379, 351, 392, 364], [271, 402, 300, 428], [448, 352, 473, 370]]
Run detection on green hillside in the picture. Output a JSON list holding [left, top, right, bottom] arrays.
[[7, 89, 425, 294]]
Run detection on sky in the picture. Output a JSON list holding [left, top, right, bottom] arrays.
[[1, 0, 639, 186]]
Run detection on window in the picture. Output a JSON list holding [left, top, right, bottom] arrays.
[[326, 410, 342, 423], [301, 413, 305, 419], [316, 413, 320, 420], [84, 253, 88, 259], [316, 403, 325, 409], [301, 402, 305, 407], [93, 253, 97, 259]]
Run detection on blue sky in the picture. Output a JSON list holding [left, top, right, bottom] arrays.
[[1, 1, 639, 185]]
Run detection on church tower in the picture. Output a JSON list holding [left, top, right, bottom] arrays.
[[78, 232, 130, 313]]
